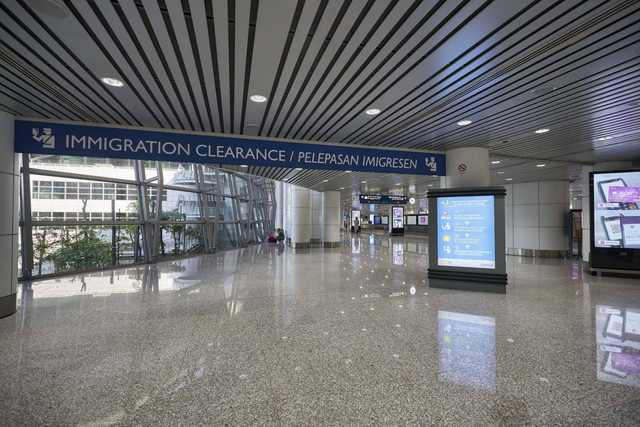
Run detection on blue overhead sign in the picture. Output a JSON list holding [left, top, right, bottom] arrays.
[[14, 120, 445, 175], [360, 194, 408, 204]]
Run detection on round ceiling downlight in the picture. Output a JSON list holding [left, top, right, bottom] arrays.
[[365, 108, 381, 115], [535, 128, 550, 134], [457, 120, 472, 126], [100, 77, 124, 87], [250, 95, 267, 103]]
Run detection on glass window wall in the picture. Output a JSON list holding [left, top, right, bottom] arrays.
[[20, 155, 275, 278]]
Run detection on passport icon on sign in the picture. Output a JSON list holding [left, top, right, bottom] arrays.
[[443, 235, 451, 242]]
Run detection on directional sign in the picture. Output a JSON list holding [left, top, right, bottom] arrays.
[[359, 195, 408, 204]]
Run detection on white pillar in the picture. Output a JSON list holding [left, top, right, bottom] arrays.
[[445, 147, 489, 188], [284, 183, 292, 244], [322, 191, 340, 247], [310, 190, 322, 244], [291, 186, 311, 249], [582, 161, 633, 265], [509, 181, 570, 256], [275, 181, 283, 229], [0, 111, 18, 318]]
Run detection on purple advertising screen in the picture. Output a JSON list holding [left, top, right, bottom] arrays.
[[592, 171, 640, 249]]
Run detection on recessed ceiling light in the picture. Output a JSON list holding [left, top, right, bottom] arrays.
[[283, 178, 288, 181], [506, 178, 513, 181], [535, 128, 550, 134], [628, 101, 639, 107], [295, 167, 303, 171], [101, 77, 124, 87], [240, 164, 248, 168], [457, 120, 472, 126], [530, 85, 556, 95], [345, 170, 352, 173], [250, 94, 267, 102], [497, 171, 505, 174], [365, 108, 381, 115], [361, 181, 367, 183], [491, 160, 500, 164], [395, 183, 401, 185], [596, 136, 612, 141], [427, 184, 433, 187], [340, 187, 345, 189], [322, 179, 328, 182], [536, 164, 546, 167]]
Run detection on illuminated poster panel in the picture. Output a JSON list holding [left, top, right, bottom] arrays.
[[351, 210, 361, 227], [437, 195, 495, 269], [438, 311, 496, 391], [594, 305, 640, 388], [392, 207, 404, 229], [592, 171, 640, 248]]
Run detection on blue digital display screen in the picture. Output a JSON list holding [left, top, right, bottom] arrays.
[[437, 195, 495, 269]]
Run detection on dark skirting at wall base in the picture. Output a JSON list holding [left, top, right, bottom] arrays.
[[0, 293, 16, 318]]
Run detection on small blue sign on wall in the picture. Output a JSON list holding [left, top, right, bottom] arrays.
[[15, 120, 446, 176], [359, 195, 408, 204]]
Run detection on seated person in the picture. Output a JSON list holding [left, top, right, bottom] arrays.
[[275, 228, 285, 243]]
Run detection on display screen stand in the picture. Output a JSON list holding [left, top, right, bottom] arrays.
[[427, 187, 507, 294], [389, 206, 404, 235]]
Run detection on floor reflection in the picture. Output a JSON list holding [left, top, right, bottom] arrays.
[[595, 305, 640, 388], [5, 230, 640, 425], [438, 311, 496, 391]]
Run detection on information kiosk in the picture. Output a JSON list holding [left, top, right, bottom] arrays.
[[427, 187, 507, 293], [351, 210, 361, 233], [390, 206, 404, 235], [590, 170, 640, 274]]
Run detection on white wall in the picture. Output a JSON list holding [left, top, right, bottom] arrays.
[[505, 181, 570, 252], [0, 111, 18, 317]]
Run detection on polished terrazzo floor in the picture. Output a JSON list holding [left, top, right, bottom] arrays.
[[1, 231, 640, 426]]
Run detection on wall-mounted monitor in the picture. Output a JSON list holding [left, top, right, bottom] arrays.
[[407, 215, 417, 225], [369, 214, 374, 223], [374, 216, 381, 225], [418, 215, 428, 225], [591, 170, 640, 271], [381, 216, 389, 225]]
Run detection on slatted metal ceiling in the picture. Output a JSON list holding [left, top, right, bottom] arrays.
[[0, 0, 639, 199]]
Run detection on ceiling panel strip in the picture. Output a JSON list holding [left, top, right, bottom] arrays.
[[166, 0, 213, 132]]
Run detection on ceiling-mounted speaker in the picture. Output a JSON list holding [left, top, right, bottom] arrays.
[[27, 0, 70, 19], [530, 85, 556, 95]]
